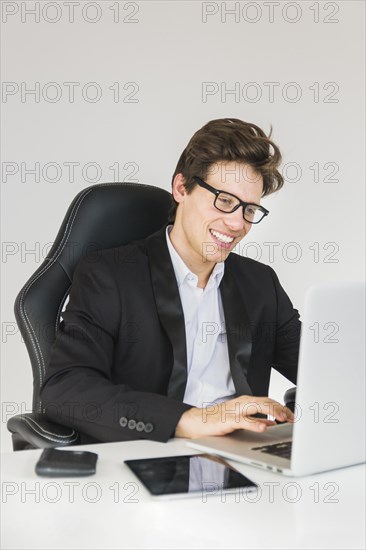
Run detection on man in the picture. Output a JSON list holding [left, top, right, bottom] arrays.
[[41, 118, 300, 444]]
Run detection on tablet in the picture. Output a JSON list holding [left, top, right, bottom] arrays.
[[124, 453, 258, 500]]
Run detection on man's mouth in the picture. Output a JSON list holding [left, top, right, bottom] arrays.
[[209, 229, 235, 248]]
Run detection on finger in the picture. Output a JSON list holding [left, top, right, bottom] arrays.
[[237, 402, 284, 421], [254, 418, 276, 426], [239, 417, 275, 433], [282, 406, 295, 422], [271, 405, 294, 422], [252, 400, 294, 422], [230, 396, 295, 423]]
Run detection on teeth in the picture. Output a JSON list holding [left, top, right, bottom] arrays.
[[210, 230, 234, 244]]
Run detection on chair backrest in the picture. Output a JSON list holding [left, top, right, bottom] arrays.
[[14, 182, 172, 412]]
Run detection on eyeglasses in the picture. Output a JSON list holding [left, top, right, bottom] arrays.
[[193, 176, 269, 224]]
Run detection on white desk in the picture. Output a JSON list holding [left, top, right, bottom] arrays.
[[1, 438, 365, 550]]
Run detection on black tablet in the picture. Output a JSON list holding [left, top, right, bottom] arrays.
[[124, 453, 258, 500]]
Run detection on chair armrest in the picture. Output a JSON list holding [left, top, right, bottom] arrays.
[[7, 413, 80, 451], [284, 387, 296, 413]]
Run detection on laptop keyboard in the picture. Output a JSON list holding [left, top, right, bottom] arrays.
[[251, 441, 292, 460]]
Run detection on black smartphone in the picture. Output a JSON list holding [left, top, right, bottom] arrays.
[[35, 448, 98, 477], [124, 453, 258, 499]]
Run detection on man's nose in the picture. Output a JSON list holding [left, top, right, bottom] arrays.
[[223, 206, 247, 231]]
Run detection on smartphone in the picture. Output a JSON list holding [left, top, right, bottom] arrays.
[[35, 448, 98, 477], [124, 453, 258, 499]]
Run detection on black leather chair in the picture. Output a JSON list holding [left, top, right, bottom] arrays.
[[7, 181, 296, 450]]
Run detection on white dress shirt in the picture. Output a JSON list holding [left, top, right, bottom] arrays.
[[165, 224, 236, 408]]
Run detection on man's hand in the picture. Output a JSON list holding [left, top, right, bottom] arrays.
[[175, 395, 294, 439]]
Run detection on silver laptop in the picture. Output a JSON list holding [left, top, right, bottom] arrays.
[[187, 281, 365, 476]]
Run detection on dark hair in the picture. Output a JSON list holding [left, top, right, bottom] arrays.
[[168, 118, 284, 223]]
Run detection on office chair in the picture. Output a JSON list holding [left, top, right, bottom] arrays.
[[7, 181, 296, 450]]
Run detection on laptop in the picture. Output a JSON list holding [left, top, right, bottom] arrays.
[[187, 281, 366, 476]]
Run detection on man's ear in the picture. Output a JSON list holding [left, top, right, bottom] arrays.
[[172, 173, 187, 204]]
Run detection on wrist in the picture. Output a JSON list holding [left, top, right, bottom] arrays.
[[175, 407, 198, 438]]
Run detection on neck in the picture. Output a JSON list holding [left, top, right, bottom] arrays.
[[168, 224, 216, 288]]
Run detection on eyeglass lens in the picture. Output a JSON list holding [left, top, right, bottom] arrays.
[[215, 192, 264, 223]]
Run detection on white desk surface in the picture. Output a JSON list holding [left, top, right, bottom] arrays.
[[1, 437, 365, 550]]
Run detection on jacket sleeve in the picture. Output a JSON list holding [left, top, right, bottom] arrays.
[[40, 251, 192, 443], [267, 266, 301, 385]]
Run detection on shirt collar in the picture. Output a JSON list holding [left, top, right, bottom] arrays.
[[165, 224, 225, 289]]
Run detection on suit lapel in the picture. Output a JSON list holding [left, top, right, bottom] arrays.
[[146, 224, 253, 401], [219, 259, 253, 396], [146, 224, 188, 400]]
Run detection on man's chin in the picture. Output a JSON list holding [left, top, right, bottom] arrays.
[[201, 243, 232, 263]]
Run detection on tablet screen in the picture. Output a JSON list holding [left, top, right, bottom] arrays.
[[124, 453, 258, 498]]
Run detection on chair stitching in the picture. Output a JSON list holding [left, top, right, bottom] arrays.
[[24, 416, 79, 441]]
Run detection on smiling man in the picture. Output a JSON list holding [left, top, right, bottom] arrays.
[[41, 118, 301, 444], [169, 162, 264, 287]]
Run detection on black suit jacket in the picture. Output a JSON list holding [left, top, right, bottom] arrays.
[[41, 222, 301, 444]]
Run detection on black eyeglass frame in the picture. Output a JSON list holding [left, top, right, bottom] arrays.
[[193, 176, 269, 224]]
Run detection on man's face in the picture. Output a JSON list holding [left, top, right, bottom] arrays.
[[171, 161, 264, 270]]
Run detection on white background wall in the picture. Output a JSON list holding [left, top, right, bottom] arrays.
[[1, 0, 365, 452]]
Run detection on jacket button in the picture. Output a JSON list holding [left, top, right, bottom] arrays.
[[119, 416, 128, 428], [144, 423, 154, 433], [128, 419, 136, 430], [136, 421, 145, 432]]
